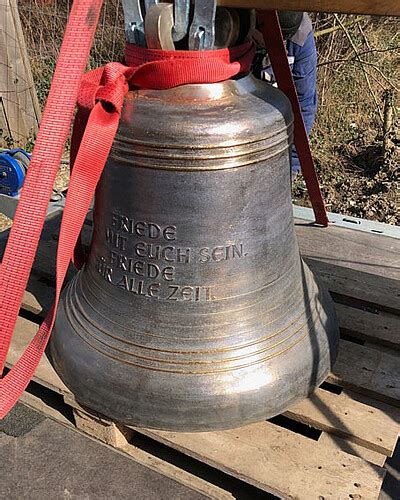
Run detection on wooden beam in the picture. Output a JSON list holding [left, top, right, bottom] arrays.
[[218, 1, 400, 17], [328, 340, 400, 407], [0, 15, 28, 144], [284, 390, 399, 456], [9, 0, 41, 125], [0, 0, 40, 147]]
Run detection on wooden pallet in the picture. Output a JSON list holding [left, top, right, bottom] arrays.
[[3, 214, 400, 499]]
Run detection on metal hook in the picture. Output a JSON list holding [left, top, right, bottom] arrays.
[[213, 8, 240, 49], [145, 3, 175, 50], [236, 9, 256, 44], [122, 0, 146, 46], [172, 0, 190, 42], [188, 0, 217, 50], [145, 0, 189, 44]]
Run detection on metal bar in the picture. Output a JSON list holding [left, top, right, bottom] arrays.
[[122, 0, 146, 45], [189, 0, 217, 50], [293, 205, 400, 240], [259, 10, 328, 225], [216, 1, 400, 17], [172, 0, 190, 42]]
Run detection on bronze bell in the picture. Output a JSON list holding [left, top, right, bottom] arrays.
[[48, 75, 339, 431]]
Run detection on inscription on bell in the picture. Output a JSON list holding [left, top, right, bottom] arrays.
[[199, 244, 246, 263], [112, 212, 176, 241], [106, 229, 127, 250], [96, 256, 113, 282], [110, 250, 175, 281], [114, 275, 212, 302], [96, 213, 248, 302], [135, 242, 191, 264], [116, 276, 161, 297]]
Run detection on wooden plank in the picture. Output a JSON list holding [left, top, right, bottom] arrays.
[[5, 0, 38, 139], [72, 406, 136, 448], [341, 390, 400, 426], [65, 397, 234, 499], [218, 0, 400, 16], [336, 303, 400, 349], [0, 96, 10, 139], [0, 5, 28, 145], [285, 389, 399, 456], [19, 390, 72, 426], [119, 444, 234, 500], [365, 341, 400, 356], [22, 273, 55, 315], [318, 433, 387, 467], [6, 316, 69, 394], [296, 221, 400, 282], [306, 258, 400, 312], [295, 221, 400, 311], [18, 390, 232, 500], [328, 340, 400, 407], [139, 422, 385, 499], [0, 213, 73, 285]]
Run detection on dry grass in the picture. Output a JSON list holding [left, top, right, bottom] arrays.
[[19, 0, 124, 106], [293, 14, 399, 224]]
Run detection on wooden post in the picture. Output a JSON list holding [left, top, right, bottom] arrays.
[[0, 0, 41, 147]]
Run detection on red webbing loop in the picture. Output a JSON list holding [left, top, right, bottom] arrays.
[[124, 42, 255, 87], [257, 10, 329, 226]]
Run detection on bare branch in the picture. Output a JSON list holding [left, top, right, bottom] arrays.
[[318, 46, 400, 66], [314, 16, 364, 38]]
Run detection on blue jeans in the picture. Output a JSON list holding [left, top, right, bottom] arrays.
[[287, 31, 318, 173]]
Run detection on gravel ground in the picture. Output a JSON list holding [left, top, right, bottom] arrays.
[[293, 140, 399, 225]]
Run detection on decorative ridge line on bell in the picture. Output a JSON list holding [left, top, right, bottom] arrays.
[[63, 262, 321, 354], [111, 79, 295, 171], [48, 0, 339, 431]]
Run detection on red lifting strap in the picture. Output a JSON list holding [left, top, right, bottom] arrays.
[[258, 11, 328, 226], [0, 4, 327, 418]]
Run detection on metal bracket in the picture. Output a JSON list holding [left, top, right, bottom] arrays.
[[172, 0, 190, 42], [122, 0, 146, 46], [293, 205, 400, 240], [188, 0, 217, 50], [145, 3, 175, 50]]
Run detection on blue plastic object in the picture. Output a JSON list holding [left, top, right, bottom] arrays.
[[0, 149, 30, 196]]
